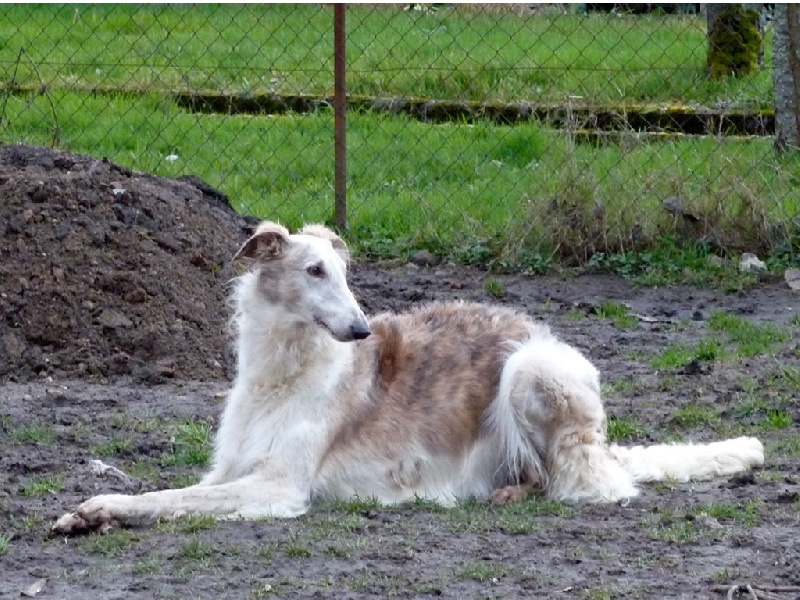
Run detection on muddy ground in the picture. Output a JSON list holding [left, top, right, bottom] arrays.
[[0, 144, 799, 599], [1, 265, 799, 600]]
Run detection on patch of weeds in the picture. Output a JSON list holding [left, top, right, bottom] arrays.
[[22, 514, 40, 531], [127, 460, 159, 481], [603, 378, 641, 396], [651, 478, 681, 494], [776, 365, 800, 389], [585, 588, 614, 600], [10, 423, 56, 445], [658, 374, 679, 391], [735, 394, 770, 419], [284, 536, 312, 558], [179, 537, 215, 561], [329, 496, 382, 514], [171, 472, 201, 488], [158, 514, 217, 534], [667, 404, 721, 430], [0, 533, 10, 556], [650, 519, 702, 544], [651, 337, 723, 370], [607, 415, 647, 442], [448, 496, 571, 534], [708, 311, 790, 357], [455, 561, 509, 582], [484, 279, 505, 298], [306, 513, 364, 537], [595, 300, 637, 330], [81, 530, 136, 557], [566, 308, 585, 321], [161, 419, 213, 467], [133, 556, 162, 574], [760, 410, 793, 430], [91, 436, 132, 457], [770, 437, 800, 456], [20, 474, 63, 496], [651, 343, 695, 370], [693, 500, 763, 526]]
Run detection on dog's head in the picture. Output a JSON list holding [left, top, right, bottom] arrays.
[[234, 221, 371, 342]]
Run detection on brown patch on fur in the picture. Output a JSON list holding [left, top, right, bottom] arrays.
[[327, 303, 543, 462], [234, 222, 290, 262]]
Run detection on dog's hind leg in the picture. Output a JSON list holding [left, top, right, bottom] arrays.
[[488, 336, 638, 505], [52, 473, 308, 535]]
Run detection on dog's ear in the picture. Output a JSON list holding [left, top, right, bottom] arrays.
[[299, 224, 350, 264], [233, 221, 290, 262]]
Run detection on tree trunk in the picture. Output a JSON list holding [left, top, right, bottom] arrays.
[[706, 3, 762, 78], [773, 4, 800, 152]]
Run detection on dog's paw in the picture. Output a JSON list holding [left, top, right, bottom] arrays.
[[51, 495, 129, 536], [489, 482, 539, 506]]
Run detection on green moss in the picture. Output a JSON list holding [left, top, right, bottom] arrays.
[[707, 5, 762, 79]]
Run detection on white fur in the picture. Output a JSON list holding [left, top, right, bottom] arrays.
[[52, 223, 765, 534]]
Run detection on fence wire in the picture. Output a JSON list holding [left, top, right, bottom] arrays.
[[0, 4, 795, 269]]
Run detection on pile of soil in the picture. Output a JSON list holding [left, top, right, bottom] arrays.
[[0, 143, 252, 383]]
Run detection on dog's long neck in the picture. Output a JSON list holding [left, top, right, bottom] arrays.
[[239, 320, 335, 379], [233, 304, 349, 398]]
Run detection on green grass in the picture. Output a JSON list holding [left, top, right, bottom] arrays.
[[595, 300, 638, 330], [91, 436, 132, 456], [161, 419, 213, 467], [760, 410, 793, 430], [667, 404, 721, 430], [770, 437, 800, 457], [3, 90, 797, 273], [179, 538, 215, 561], [0, 533, 10, 556], [484, 279, 505, 298], [607, 415, 647, 442], [651, 337, 724, 370], [708, 312, 792, 357], [20, 475, 63, 496], [649, 519, 703, 544], [9, 423, 57, 445], [693, 500, 764, 526], [81, 530, 136, 557], [0, 5, 774, 107]]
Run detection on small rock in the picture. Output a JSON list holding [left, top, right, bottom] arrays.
[[785, 268, 800, 291], [98, 309, 133, 329], [738, 252, 767, 273], [409, 250, 441, 268], [663, 196, 683, 215], [707, 255, 725, 268]]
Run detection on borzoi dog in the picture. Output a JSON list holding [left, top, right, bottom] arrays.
[[53, 221, 764, 534]]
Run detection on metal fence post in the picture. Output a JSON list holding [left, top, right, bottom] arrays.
[[334, 3, 347, 230]]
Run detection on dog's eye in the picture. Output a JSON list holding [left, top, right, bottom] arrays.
[[306, 264, 325, 278]]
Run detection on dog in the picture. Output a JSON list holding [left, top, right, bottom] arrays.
[[53, 221, 764, 534]]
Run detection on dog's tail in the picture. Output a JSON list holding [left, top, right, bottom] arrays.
[[608, 437, 764, 483]]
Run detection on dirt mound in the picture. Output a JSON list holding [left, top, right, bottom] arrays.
[[0, 143, 252, 382]]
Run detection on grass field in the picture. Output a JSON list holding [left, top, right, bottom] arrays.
[[0, 4, 773, 108], [1, 4, 796, 279], [3, 89, 798, 275]]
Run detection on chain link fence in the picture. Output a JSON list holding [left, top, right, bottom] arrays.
[[1, 4, 796, 269]]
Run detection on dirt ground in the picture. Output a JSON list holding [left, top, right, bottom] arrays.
[[1, 145, 799, 599]]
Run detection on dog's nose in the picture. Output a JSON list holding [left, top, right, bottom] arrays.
[[350, 322, 371, 340]]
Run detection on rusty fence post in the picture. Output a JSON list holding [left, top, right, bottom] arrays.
[[334, 3, 347, 229]]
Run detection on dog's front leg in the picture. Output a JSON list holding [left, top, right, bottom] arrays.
[[52, 473, 308, 535]]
